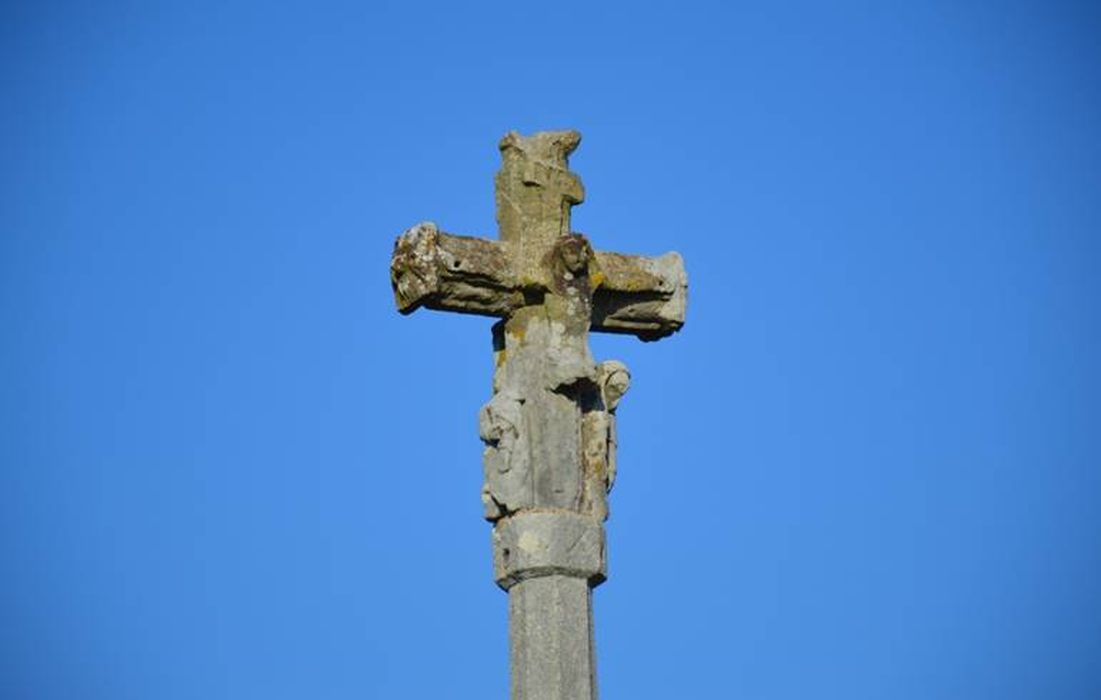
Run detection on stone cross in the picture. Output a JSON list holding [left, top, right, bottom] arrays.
[[390, 130, 687, 700]]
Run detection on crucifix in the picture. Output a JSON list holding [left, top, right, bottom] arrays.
[[390, 130, 687, 699]]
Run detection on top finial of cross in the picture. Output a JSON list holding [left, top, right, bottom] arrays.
[[495, 130, 585, 252], [498, 129, 581, 168]]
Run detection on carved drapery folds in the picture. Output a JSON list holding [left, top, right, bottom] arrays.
[[580, 360, 630, 520], [479, 389, 528, 520]]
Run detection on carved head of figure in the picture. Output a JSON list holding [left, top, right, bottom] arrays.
[[598, 360, 631, 411]]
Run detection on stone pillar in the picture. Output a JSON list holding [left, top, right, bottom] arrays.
[[493, 512, 605, 700], [508, 577, 597, 700], [478, 299, 629, 699]]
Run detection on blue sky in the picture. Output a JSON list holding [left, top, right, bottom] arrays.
[[3, 1, 1099, 698]]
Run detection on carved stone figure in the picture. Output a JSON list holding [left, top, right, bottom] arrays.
[[599, 360, 630, 492], [578, 361, 630, 520], [479, 390, 528, 520]]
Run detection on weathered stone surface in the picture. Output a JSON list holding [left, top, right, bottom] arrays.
[[496, 131, 584, 255], [389, 130, 687, 341], [391, 224, 686, 339], [479, 389, 529, 519], [390, 222, 520, 317], [580, 360, 630, 520], [592, 250, 687, 339], [509, 575, 597, 700], [492, 511, 606, 590], [390, 130, 686, 700]]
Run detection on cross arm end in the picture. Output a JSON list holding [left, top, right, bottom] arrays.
[[592, 250, 687, 341], [390, 222, 521, 318]]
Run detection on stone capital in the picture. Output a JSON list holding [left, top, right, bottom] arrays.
[[492, 511, 607, 590]]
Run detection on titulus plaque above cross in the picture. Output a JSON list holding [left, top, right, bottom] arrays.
[[390, 130, 687, 700]]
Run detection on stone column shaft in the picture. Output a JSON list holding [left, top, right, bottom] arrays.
[[509, 576, 597, 700], [493, 511, 606, 700]]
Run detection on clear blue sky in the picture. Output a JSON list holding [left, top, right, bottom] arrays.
[[3, 2, 1099, 698]]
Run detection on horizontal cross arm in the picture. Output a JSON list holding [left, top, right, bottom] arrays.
[[591, 250, 687, 340], [390, 222, 687, 340], [390, 222, 521, 318]]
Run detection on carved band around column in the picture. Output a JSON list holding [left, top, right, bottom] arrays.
[[492, 511, 606, 591]]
